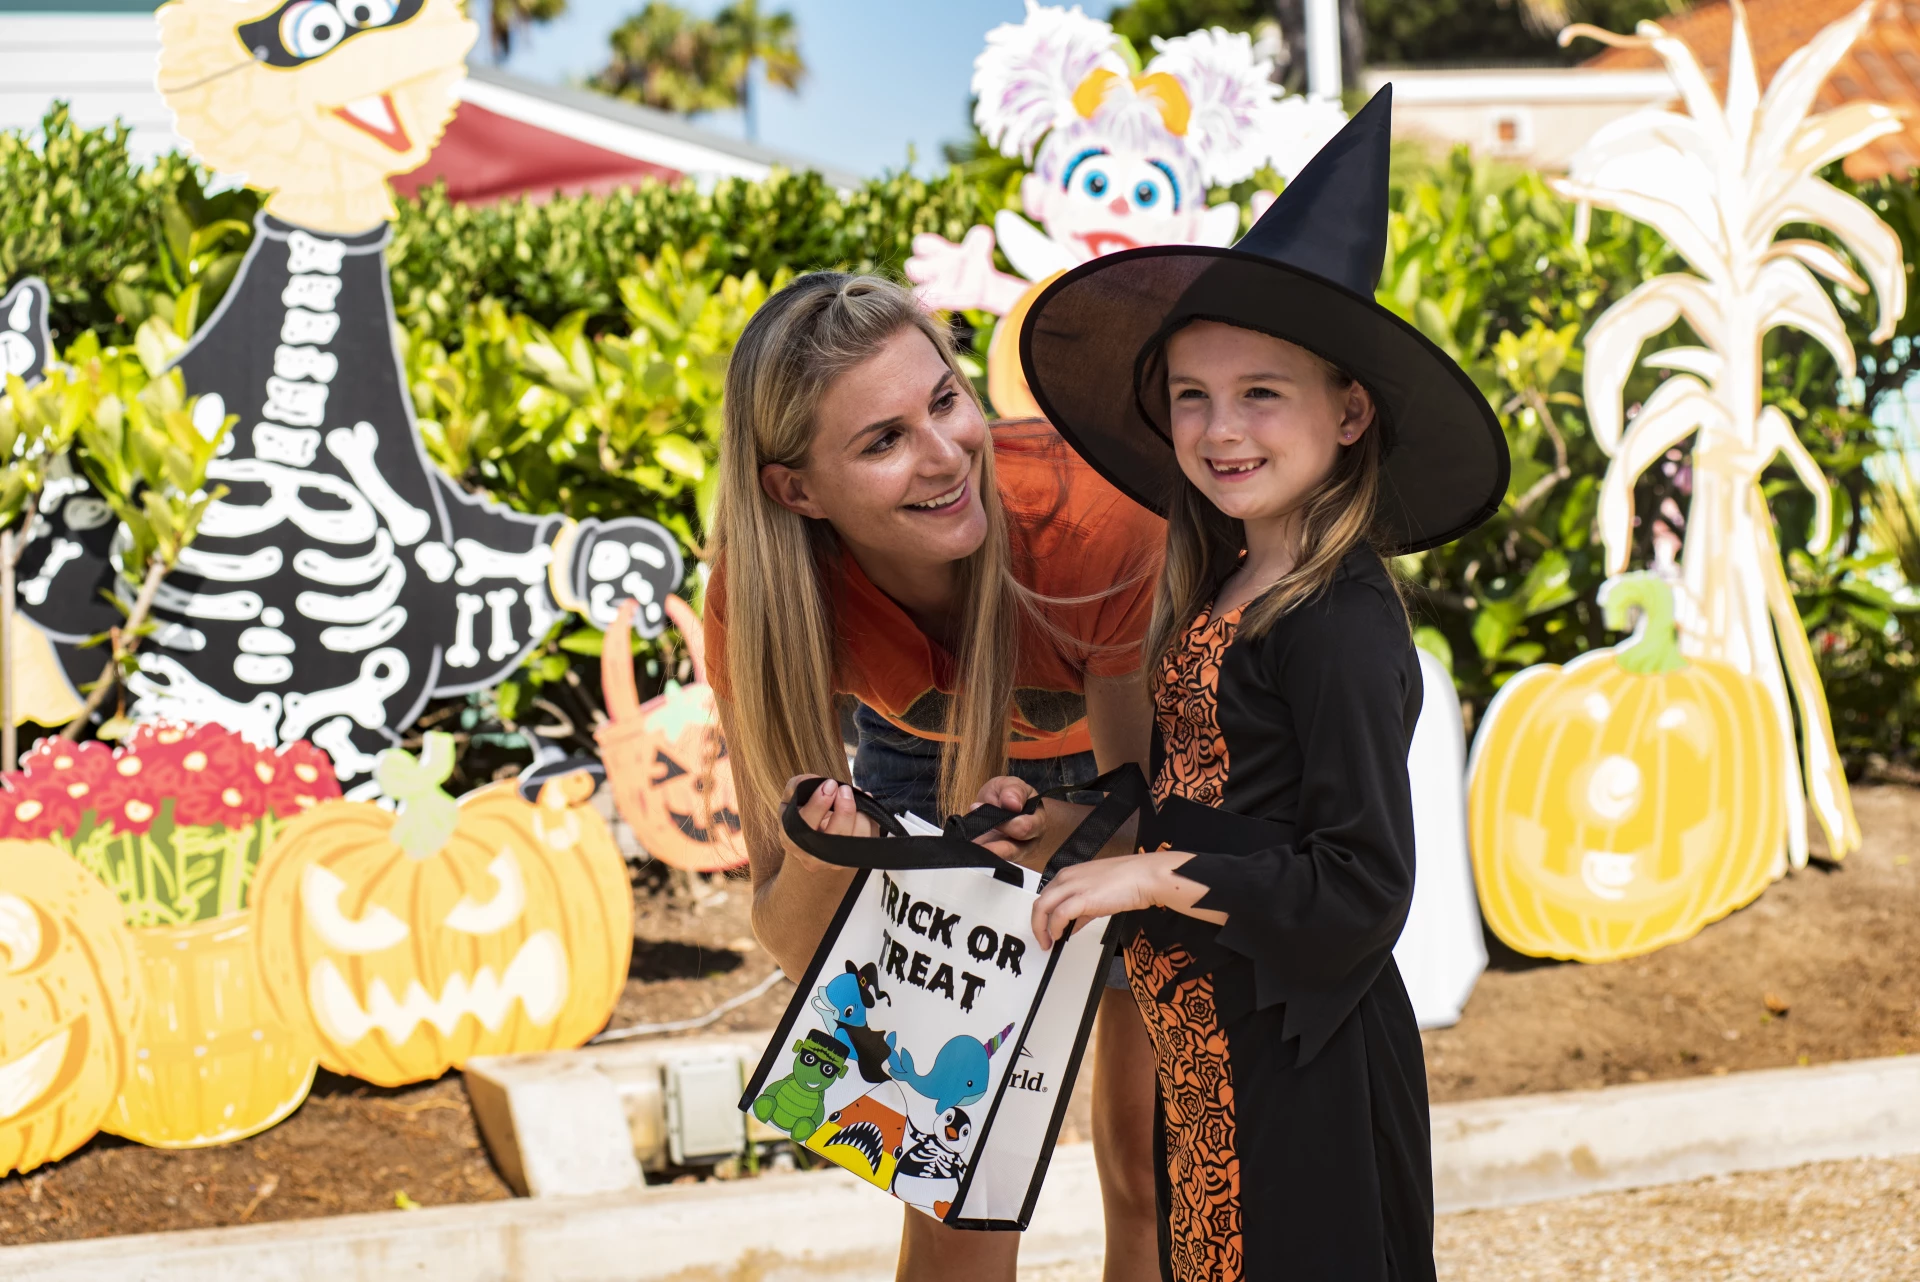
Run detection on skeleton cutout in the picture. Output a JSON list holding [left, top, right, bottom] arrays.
[[12, 0, 682, 787], [905, 3, 1346, 415]]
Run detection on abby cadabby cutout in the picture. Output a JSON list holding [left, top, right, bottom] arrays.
[[906, 1, 1346, 417]]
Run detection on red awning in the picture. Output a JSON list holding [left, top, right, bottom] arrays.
[[393, 100, 683, 204]]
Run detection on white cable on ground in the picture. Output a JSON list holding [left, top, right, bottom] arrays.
[[592, 968, 790, 1043]]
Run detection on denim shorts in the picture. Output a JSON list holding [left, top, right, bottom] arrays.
[[848, 702, 1130, 990]]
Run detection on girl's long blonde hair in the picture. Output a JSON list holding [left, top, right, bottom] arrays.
[[1142, 353, 1392, 677], [712, 272, 1026, 842]]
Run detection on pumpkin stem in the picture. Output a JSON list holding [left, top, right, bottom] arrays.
[[373, 732, 460, 860], [1602, 572, 1688, 674]]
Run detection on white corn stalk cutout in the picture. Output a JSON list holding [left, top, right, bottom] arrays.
[[1556, 0, 1906, 870]]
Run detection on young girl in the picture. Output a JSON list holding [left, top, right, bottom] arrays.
[[1010, 87, 1508, 1281]]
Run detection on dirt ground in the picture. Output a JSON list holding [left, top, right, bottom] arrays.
[[2, 786, 1916, 1247]]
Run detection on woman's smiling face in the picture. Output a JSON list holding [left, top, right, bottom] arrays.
[[1165, 321, 1374, 524], [759, 326, 989, 571]]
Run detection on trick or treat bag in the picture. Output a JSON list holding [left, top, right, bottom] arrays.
[[742, 765, 1146, 1230]]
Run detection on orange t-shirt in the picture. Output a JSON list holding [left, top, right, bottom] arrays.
[[705, 421, 1164, 759]]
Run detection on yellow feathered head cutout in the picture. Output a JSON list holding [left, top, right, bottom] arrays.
[[157, 0, 476, 232]]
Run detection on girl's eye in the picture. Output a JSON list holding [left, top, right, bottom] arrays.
[[1175, 388, 1207, 400], [1082, 169, 1109, 198], [342, 0, 397, 25], [280, 1, 346, 57], [1245, 386, 1281, 400], [1132, 180, 1161, 209]]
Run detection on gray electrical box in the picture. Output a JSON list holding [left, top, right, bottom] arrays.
[[664, 1051, 748, 1165]]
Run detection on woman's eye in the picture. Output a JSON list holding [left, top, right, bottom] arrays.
[[1082, 169, 1109, 198], [864, 430, 900, 455], [280, 1, 346, 57], [341, 0, 397, 25], [1132, 180, 1161, 209], [933, 390, 958, 413]]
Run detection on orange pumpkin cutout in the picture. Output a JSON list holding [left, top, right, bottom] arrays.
[[1467, 573, 1786, 963], [598, 594, 746, 872], [249, 735, 632, 1087], [0, 842, 141, 1176]]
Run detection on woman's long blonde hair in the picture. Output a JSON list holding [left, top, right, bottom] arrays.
[[712, 272, 1026, 841], [1142, 351, 1392, 677]]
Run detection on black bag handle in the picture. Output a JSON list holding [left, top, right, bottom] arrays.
[[781, 762, 1149, 877]]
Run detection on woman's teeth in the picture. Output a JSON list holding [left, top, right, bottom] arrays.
[[908, 482, 966, 510]]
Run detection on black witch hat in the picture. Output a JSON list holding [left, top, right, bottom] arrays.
[[1018, 86, 1508, 554]]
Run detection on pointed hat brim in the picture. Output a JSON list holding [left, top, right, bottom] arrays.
[[1017, 246, 1509, 553]]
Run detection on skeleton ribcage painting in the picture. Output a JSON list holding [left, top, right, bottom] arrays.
[[15, 217, 682, 790]]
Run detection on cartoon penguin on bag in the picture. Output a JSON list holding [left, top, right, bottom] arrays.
[[883, 1024, 1011, 1217], [11, 0, 680, 789]]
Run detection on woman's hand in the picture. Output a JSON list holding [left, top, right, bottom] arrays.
[[785, 775, 880, 840], [1031, 852, 1182, 950], [969, 775, 1042, 859]]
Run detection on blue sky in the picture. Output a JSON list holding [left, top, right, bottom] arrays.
[[485, 0, 1124, 177]]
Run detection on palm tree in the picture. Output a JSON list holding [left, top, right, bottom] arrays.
[[489, 0, 568, 59], [596, 3, 735, 115], [1555, 0, 1905, 871], [711, 1, 805, 143]]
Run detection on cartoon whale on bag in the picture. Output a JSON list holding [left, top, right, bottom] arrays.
[[12, 0, 681, 786], [888, 1023, 1014, 1113]]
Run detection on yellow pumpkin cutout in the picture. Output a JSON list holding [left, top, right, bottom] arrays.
[[249, 735, 633, 1086], [106, 914, 318, 1148], [598, 595, 747, 872], [1468, 573, 1786, 963], [0, 843, 142, 1175]]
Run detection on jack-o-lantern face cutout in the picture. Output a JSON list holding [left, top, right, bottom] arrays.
[[1468, 574, 1786, 964], [0, 844, 141, 1176], [249, 735, 632, 1086], [599, 595, 747, 873], [156, 0, 475, 233]]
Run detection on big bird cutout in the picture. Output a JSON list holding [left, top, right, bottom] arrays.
[[1468, 0, 1903, 963], [11, 0, 684, 792], [907, 1, 1346, 416], [0, 0, 643, 1170]]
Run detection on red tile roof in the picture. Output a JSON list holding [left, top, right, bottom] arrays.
[[1583, 0, 1920, 178]]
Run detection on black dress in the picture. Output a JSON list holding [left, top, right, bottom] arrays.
[[1123, 547, 1435, 1282]]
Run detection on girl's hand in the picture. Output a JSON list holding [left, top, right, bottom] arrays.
[[1031, 853, 1178, 950], [785, 776, 881, 840], [969, 775, 1042, 859]]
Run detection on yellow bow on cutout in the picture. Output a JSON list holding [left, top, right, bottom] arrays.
[[1071, 67, 1192, 136]]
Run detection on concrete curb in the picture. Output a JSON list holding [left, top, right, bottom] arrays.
[[6, 1054, 1918, 1280]]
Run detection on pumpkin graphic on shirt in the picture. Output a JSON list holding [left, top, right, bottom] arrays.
[[11, 0, 683, 789]]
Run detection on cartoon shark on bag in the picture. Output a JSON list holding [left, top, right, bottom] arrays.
[[11, 0, 680, 789]]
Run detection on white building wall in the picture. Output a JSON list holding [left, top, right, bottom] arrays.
[[0, 15, 185, 165], [1365, 68, 1679, 172]]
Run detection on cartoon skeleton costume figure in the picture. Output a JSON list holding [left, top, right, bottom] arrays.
[[905, 1, 1346, 416], [13, 0, 680, 791], [890, 1103, 973, 1218]]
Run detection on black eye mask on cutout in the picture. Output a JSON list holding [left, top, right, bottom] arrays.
[[237, 0, 426, 69]]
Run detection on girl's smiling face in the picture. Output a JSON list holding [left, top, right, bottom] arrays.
[[758, 326, 989, 571], [1165, 321, 1375, 524]]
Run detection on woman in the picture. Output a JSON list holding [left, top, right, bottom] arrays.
[[704, 272, 1162, 1282]]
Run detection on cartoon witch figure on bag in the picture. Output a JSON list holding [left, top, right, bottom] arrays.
[[11, 0, 681, 788], [905, 1, 1346, 416]]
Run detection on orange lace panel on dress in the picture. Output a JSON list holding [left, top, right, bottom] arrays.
[[1153, 606, 1239, 807], [1125, 931, 1243, 1282]]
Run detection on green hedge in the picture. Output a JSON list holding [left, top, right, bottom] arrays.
[[9, 108, 1919, 777]]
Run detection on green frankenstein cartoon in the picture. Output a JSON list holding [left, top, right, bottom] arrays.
[[752, 1030, 850, 1141]]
